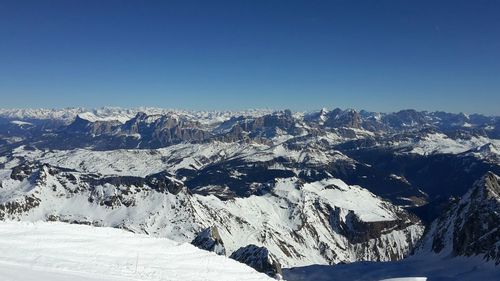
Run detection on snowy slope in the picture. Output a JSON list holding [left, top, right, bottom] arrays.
[[0, 161, 423, 268], [284, 255, 499, 281], [284, 172, 500, 281], [414, 172, 500, 263], [0, 221, 273, 281], [405, 133, 500, 155], [11, 142, 261, 177], [11, 141, 353, 178]]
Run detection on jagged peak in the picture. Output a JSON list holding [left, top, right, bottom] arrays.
[[72, 114, 92, 124], [230, 244, 283, 279], [460, 171, 500, 204], [477, 171, 500, 198], [191, 226, 226, 256], [415, 171, 500, 264]]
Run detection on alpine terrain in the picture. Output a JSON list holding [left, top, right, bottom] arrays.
[[0, 107, 499, 280]]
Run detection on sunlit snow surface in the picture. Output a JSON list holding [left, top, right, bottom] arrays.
[[0, 221, 273, 281], [0, 140, 424, 268], [399, 133, 500, 155]]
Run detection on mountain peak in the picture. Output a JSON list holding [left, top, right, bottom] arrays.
[[476, 171, 500, 199], [459, 171, 500, 206], [416, 172, 500, 264]]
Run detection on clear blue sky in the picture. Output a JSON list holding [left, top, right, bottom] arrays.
[[0, 0, 499, 114]]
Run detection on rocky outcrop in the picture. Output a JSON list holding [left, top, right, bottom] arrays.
[[10, 108, 497, 153], [69, 115, 121, 135], [215, 110, 301, 142], [230, 245, 283, 279], [64, 112, 211, 148], [331, 208, 420, 244], [416, 172, 500, 265], [122, 112, 210, 146], [191, 226, 226, 255], [382, 109, 428, 129], [324, 108, 362, 129]]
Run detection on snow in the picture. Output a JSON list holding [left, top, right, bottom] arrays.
[[1, 107, 498, 280], [0, 221, 273, 281], [10, 120, 33, 126], [190, 177, 421, 267], [0, 161, 422, 268], [284, 255, 499, 281], [273, 178, 397, 222], [0, 108, 86, 123], [389, 174, 410, 185], [0, 263, 132, 281], [283, 172, 500, 281], [394, 132, 500, 155], [12, 141, 353, 178], [12, 142, 249, 177], [0, 107, 275, 125], [237, 142, 351, 167], [463, 142, 500, 162], [77, 112, 131, 123]]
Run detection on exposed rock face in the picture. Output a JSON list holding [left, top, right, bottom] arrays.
[[63, 112, 211, 148], [332, 208, 420, 245], [324, 108, 362, 129], [230, 245, 283, 278], [145, 171, 184, 195], [191, 226, 226, 255], [215, 111, 302, 143], [416, 172, 500, 265], [3, 107, 499, 144], [462, 142, 500, 164], [67, 115, 121, 135], [382, 109, 428, 129], [121, 112, 210, 146]]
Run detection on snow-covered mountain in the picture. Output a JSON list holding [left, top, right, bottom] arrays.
[[0, 107, 274, 125], [284, 172, 500, 281], [0, 221, 273, 281], [0, 159, 423, 269], [415, 172, 500, 264], [1, 107, 498, 138], [0, 107, 499, 277]]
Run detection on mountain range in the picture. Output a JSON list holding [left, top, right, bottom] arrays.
[[0, 107, 499, 279]]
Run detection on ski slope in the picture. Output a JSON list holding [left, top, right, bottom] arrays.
[[0, 221, 273, 281]]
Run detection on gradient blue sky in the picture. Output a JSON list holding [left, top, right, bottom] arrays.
[[0, 0, 499, 114]]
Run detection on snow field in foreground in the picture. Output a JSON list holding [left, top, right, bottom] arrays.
[[0, 221, 273, 281]]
